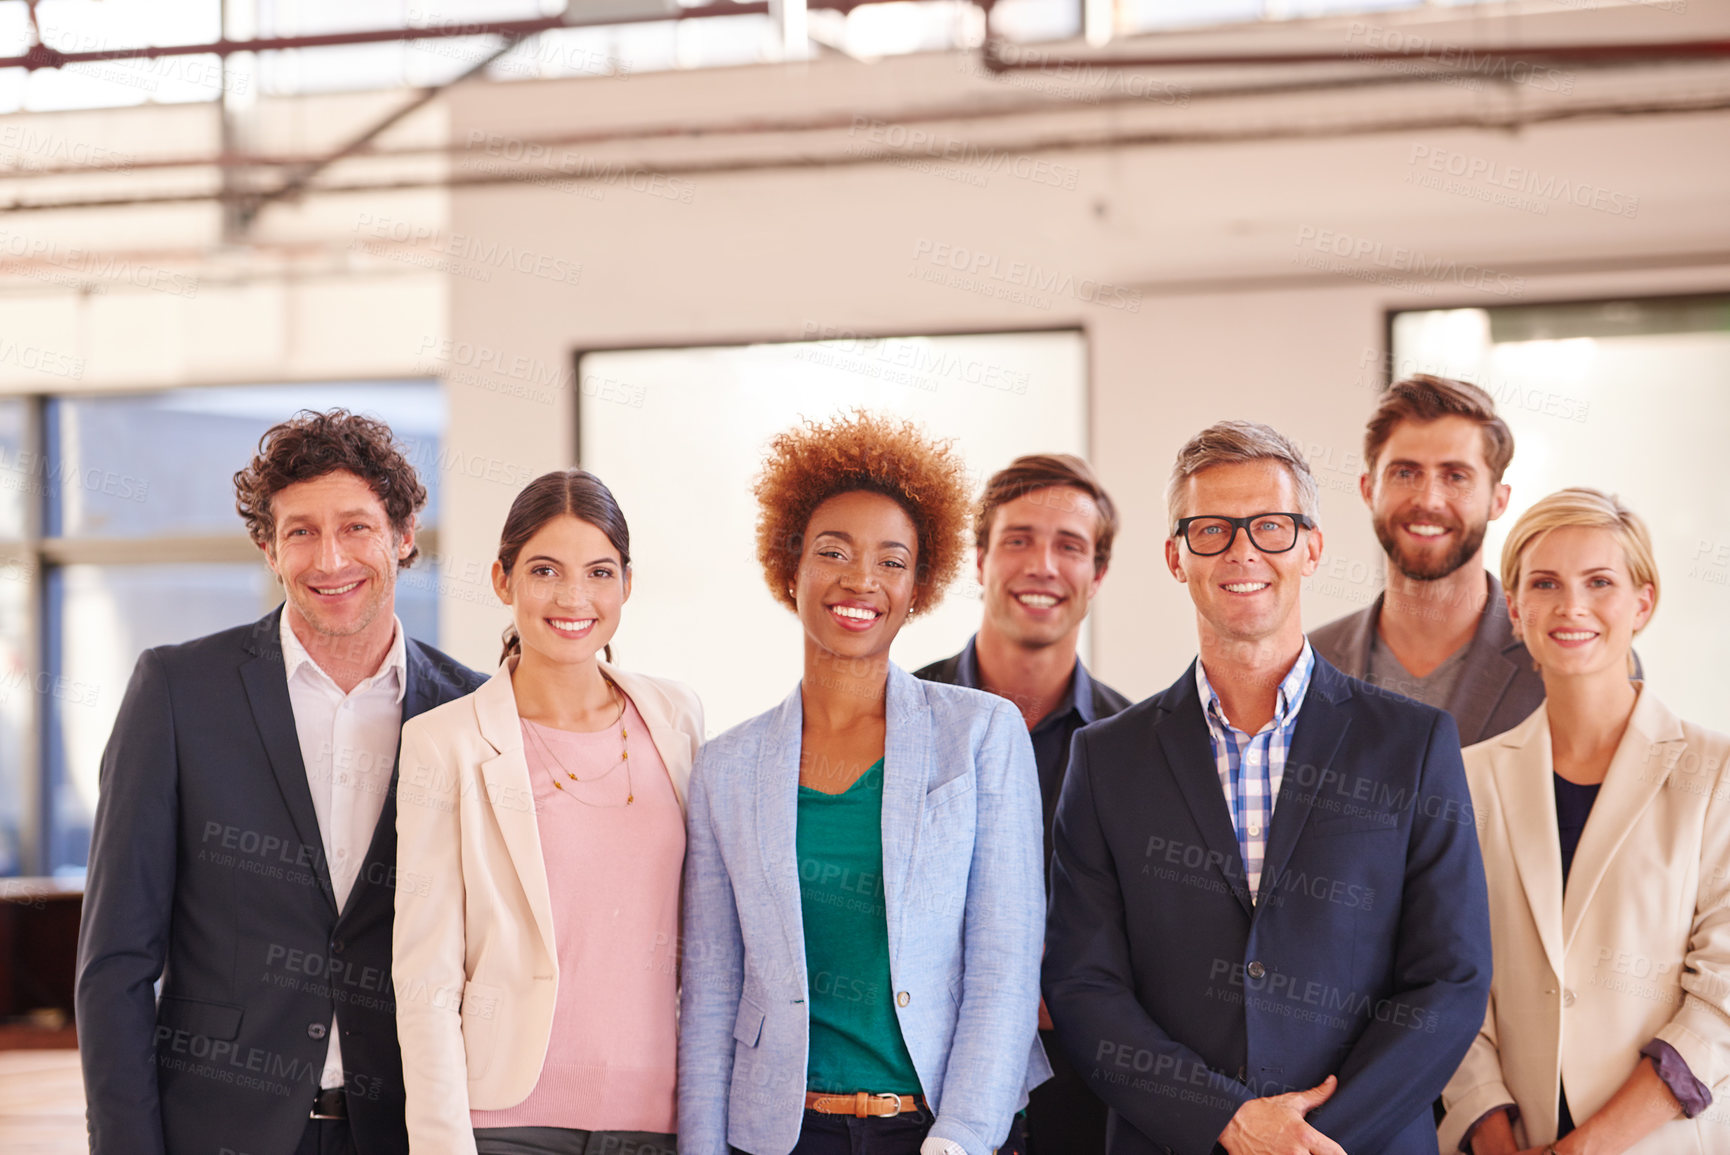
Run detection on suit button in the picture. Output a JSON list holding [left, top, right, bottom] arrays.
[[897, 991, 910, 1007], [331, 939, 345, 954], [1562, 989, 1576, 1007], [1246, 961, 1266, 980], [307, 1023, 327, 1039]]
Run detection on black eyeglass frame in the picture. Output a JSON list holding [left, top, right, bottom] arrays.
[[1174, 512, 1317, 556]]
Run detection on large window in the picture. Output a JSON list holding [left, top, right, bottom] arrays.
[[577, 329, 1087, 735], [1, 381, 443, 877], [1390, 295, 1730, 732]]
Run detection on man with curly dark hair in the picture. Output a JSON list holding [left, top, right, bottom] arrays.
[[76, 409, 486, 1155], [680, 410, 1050, 1155]]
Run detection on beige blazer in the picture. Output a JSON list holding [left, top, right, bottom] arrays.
[[392, 659, 704, 1155], [1439, 687, 1730, 1154]]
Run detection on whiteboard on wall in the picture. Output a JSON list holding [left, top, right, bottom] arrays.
[[578, 330, 1088, 737]]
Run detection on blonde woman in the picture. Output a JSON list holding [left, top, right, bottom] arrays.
[[1440, 487, 1730, 1155]]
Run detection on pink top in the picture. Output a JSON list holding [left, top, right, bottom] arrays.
[[470, 696, 684, 1133]]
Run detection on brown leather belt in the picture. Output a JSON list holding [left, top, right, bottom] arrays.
[[804, 1091, 928, 1118]]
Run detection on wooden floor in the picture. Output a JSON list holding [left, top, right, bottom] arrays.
[[0, 1049, 84, 1154]]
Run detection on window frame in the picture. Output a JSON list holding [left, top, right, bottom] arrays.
[[1, 380, 444, 878]]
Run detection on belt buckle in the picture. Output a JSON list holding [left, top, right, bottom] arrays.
[[310, 1089, 346, 1120], [869, 1092, 904, 1117]]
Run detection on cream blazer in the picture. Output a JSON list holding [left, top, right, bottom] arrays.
[[393, 659, 704, 1155], [1439, 687, 1730, 1153]]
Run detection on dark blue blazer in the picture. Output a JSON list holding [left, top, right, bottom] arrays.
[[75, 607, 485, 1155], [1042, 654, 1491, 1155]]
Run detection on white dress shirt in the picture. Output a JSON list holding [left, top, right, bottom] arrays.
[[280, 609, 408, 1090]]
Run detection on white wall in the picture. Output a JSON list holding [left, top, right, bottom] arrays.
[[1, 0, 1725, 717], [435, 0, 1730, 711]]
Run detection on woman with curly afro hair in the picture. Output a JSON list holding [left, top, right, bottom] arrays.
[[679, 412, 1050, 1155]]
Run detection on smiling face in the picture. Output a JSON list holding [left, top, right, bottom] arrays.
[[1165, 460, 1321, 649], [492, 514, 630, 669], [1364, 415, 1510, 582], [263, 470, 413, 644], [793, 490, 918, 663], [1508, 525, 1653, 679], [979, 486, 1106, 651]]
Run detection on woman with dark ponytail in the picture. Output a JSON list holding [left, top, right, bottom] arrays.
[[394, 469, 703, 1155]]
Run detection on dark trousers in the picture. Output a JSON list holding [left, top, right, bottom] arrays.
[[295, 1116, 357, 1155], [1025, 1029, 1107, 1155], [747, 1108, 1025, 1155], [475, 1126, 678, 1154]]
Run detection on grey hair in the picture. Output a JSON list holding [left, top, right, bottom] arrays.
[[1165, 420, 1321, 533]]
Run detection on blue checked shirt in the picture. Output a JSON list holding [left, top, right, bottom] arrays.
[[1195, 641, 1316, 902]]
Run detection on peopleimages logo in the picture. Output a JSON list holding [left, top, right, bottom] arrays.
[[1344, 22, 1575, 94], [909, 239, 1142, 313], [1293, 226, 1525, 298], [846, 118, 1080, 190], [1407, 145, 1640, 219]]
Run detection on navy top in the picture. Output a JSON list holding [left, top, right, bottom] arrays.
[[949, 637, 1105, 872], [1553, 773, 1602, 886]]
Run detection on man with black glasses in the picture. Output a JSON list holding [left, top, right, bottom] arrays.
[[1043, 421, 1491, 1155]]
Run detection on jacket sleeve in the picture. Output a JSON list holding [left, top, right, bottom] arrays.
[[1306, 710, 1494, 1152], [1652, 728, 1730, 1094], [1043, 725, 1255, 1154], [678, 742, 746, 1155], [75, 649, 176, 1155], [925, 700, 1047, 1155], [1438, 990, 1518, 1152], [1438, 761, 1517, 1154], [392, 715, 480, 1155]]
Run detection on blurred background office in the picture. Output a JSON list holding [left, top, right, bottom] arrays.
[[0, 0, 1725, 1147]]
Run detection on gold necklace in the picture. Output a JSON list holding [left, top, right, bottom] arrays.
[[526, 676, 633, 806]]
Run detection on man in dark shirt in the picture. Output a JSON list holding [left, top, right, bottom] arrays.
[[916, 453, 1130, 1155]]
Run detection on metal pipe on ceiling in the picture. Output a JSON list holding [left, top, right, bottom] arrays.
[[3, 85, 1727, 214], [0, 2, 887, 72], [979, 36, 1730, 72], [5, 29, 1727, 182]]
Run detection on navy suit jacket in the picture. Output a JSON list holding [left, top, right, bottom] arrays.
[[1042, 654, 1491, 1155], [75, 607, 485, 1155]]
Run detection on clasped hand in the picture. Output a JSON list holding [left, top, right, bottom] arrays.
[[1218, 1074, 1347, 1155]]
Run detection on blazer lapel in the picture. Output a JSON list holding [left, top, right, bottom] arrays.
[[879, 665, 929, 964], [474, 665, 558, 960], [239, 610, 337, 913], [1490, 708, 1566, 978], [1257, 662, 1352, 910], [758, 682, 807, 970], [1340, 597, 1379, 680], [1561, 689, 1686, 950], [1157, 663, 1253, 916], [1444, 576, 1521, 746]]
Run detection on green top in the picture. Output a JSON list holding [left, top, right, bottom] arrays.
[[796, 757, 923, 1095]]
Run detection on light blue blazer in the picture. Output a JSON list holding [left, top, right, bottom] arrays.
[[679, 663, 1050, 1155]]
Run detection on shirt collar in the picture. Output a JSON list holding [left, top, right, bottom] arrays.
[[279, 607, 408, 703], [953, 635, 984, 690], [1195, 639, 1316, 736], [955, 633, 1093, 729]]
